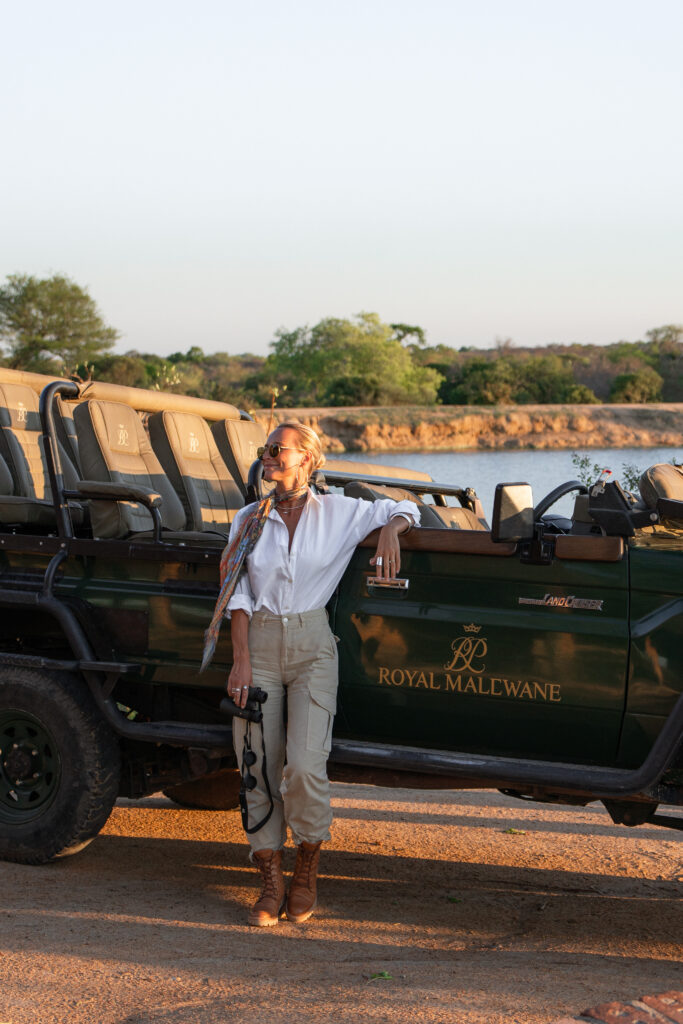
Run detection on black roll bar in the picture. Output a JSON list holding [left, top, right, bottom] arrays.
[[39, 380, 80, 539], [246, 460, 482, 513]]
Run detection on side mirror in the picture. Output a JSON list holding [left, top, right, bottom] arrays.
[[491, 482, 535, 543]]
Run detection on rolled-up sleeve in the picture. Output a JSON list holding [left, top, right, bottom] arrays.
[[226, 573, 255, 620], [223, 505, 256, 620], [349, 496, 420, 543], [388, 498, 421, 528]]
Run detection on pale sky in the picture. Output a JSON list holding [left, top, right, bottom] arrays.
[[2, 0, 682, 357]]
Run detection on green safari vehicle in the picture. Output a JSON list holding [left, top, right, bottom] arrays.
[[0, 368, 681, 864]]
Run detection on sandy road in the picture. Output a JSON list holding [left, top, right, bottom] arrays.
[[0, 785, 681, 1024]]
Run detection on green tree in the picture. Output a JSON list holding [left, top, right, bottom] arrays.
[[0, 273, 118, 373], [514, 355, 598, 404], [168, 345, 205, 364], [643, 324, 683, 350], [610, 366, 663, 403], [200, 352, 267, 407], [90, 353, 148, 388], [439, 357, 517, 405], [390, 323, 426, 346], [439, 353, 599, 406], [265, 313, 443, 406]]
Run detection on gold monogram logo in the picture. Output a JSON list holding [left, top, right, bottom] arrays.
[[17, 402, 27, 423], [117, 424, 129, 447], [188, 432, 200, 453], [444, 629, 488, 674], [379, 622, 562, 704]]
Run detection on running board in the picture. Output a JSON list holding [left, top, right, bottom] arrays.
[[109, 716, 233, 752], [330, 691, 683, 799]]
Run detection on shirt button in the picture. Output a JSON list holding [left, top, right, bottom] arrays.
[[282, 616, 288, 623]]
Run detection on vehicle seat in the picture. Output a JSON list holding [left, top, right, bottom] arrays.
[[343, 479, 487, 530], [74, 399, 186, 538], [570, 494, 603, 535], [0, 382, 83, 527], [211, 417, 271, 499], [639, 463, 683, 507], [149, 410, 244, 532], [55, 395, 81, 474], [432, 504, 489, 530]]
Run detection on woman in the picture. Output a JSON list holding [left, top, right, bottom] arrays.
[[205, 421, 419, 927]]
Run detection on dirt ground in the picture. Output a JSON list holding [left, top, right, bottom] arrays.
[[0, 785, 681, 1024]]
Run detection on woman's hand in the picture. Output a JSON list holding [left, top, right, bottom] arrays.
[[227, 657, 253, 709], [370, 517, 408, 579]]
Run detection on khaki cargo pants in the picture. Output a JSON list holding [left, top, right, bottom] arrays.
[[231, 607, 338, 852]]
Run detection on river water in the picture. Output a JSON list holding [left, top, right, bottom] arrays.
[[333, 445, 681, 518]]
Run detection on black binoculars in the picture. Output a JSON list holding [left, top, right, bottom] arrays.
[[219, 686, 269, 723]]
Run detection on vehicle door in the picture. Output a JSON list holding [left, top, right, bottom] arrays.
[[625, 530, 683, 768], [332, 529, 629, 764]]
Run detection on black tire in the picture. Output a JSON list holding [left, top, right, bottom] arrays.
[[0, 669, 120, 865], [164, 767, 242, 810]]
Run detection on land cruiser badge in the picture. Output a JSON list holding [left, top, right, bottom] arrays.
[[518, 594, 604, 611]]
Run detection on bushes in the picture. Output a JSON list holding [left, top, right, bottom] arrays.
[[438, 354, 599, 406], [610, 366, 663, 403], [49, 312, 683, 408]]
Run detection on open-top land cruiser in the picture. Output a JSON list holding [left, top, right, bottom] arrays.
[[0, 368, 681, 864]]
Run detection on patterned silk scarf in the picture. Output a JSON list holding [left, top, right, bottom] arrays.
[[200, 485, 308, 671]]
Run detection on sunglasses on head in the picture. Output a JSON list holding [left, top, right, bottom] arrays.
[[257, 443, 305, 459]]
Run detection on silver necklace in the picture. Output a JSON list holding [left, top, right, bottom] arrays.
[[278, 497, 308, 516]]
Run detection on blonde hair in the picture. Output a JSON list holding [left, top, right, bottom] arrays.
[[276, 420, 326, 475]]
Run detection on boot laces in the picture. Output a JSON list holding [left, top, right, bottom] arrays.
[[294, 846, 318, 889], [258, 856, 281, 899]]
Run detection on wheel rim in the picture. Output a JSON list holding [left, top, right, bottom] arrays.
[[0, 710, 61, 823]]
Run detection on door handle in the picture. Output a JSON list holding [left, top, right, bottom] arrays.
[[366, 576, 409, 590]]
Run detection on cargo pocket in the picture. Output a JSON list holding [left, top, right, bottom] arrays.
[[306, 687, 336, 754]]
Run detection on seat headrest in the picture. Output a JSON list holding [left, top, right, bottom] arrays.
[[216, 420, 265, 471], [0, 383, 41, 432], [639, 463, 683, 508], [158, 410, 214, 461], [91, 402, 144, 456]]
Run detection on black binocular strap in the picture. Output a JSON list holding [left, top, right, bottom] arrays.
[[239, 720, 275, 835]]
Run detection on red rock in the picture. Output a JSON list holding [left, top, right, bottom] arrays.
[[639, 993, 683, 1023], [580, 1001, 667, 1024]]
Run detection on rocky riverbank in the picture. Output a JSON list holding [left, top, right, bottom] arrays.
[[253, 403, 683, 453]]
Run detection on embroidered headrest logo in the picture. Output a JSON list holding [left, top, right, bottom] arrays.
[[188, 432, 200, 454], [117, 424, 129, 447], [17, 402, 27, 423]]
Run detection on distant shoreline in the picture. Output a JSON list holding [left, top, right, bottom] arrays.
[[252, 403, 683, 454]]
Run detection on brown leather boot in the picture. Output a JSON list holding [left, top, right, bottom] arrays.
[[248, 849, 286, 927], [286, 840, 322, 923]]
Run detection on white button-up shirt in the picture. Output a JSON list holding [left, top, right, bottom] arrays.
[[226, 492, 420, 619]]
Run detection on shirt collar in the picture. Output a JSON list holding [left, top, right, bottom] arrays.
[[267, 487, 320, 520]]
